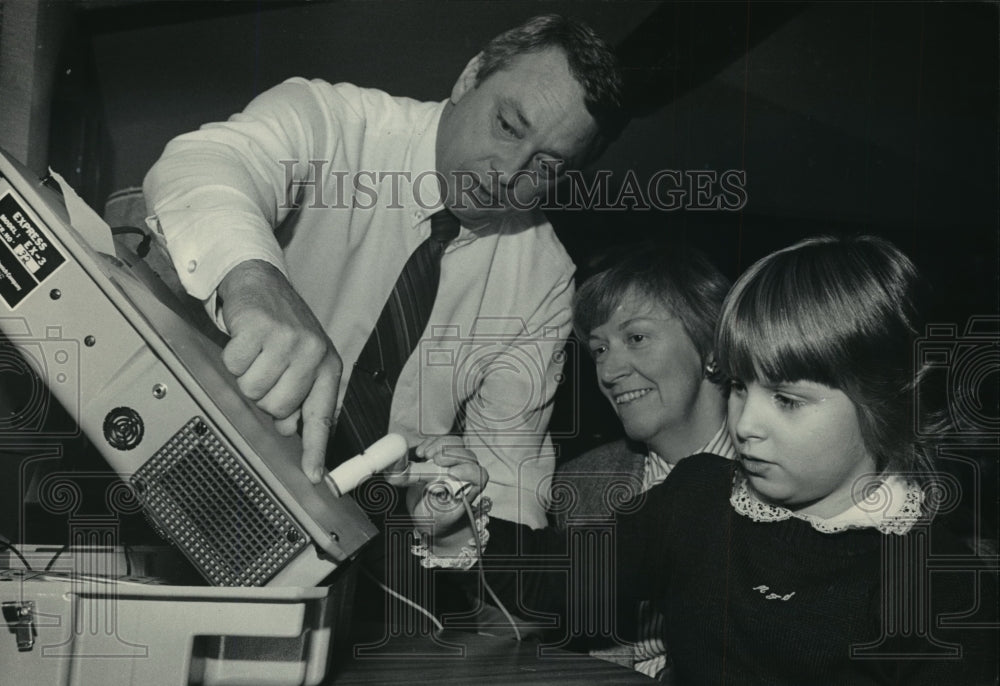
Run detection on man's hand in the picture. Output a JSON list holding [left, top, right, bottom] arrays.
[[218, 259, 341, 483]]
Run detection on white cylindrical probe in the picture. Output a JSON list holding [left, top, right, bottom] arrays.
[[324, 433, 408, 496]]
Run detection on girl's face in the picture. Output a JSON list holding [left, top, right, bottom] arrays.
[[728, 379, 877, 519], [587, 295, 708, 452]]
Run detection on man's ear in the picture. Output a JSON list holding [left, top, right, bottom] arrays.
[[451, 53, 483, 104]]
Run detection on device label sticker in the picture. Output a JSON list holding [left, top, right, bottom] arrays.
[[0, 191, 66, 308]]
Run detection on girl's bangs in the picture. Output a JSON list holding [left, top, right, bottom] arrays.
[[717, 260, 845, 388]]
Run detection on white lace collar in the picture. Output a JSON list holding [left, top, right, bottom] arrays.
[[730, 472, 925, 535]]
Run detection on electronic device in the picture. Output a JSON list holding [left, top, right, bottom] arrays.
[[0, 565, 345, 686], [0, 148, 379, 587]]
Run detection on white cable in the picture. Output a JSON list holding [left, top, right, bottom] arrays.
[[335, 441, 518, 640], [461, 494, 522, 642], [360, 565, 444, 632]]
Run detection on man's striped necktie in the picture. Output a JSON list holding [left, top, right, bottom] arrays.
[[327, 209, 461, 464]]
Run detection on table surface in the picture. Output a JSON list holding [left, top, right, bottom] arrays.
[[326, 629, 656, 685]]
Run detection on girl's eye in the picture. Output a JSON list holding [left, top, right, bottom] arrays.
[[729, 379, 747, 395], [773, 393, 805, 411]]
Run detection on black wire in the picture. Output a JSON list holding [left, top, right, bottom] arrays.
[[0, 537, 34, 571], [19, 542, 134, 577], [110, 226, 153, 258], [44, 543, 71, 572]]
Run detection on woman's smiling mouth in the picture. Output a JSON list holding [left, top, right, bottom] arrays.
[[614, 388, 653, 405]]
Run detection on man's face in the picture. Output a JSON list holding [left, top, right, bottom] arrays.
[[436, 47, 600, 227]]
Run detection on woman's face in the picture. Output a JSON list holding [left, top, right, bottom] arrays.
[[728, 378, 877, 518], [587, 294, 707, 451]]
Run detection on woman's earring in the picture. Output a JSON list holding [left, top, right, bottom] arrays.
[[704, 359, 719, 377]]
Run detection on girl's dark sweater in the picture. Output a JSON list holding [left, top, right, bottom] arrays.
[[473, 455, 997, 685]]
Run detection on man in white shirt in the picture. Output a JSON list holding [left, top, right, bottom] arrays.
[[142, 14, 624, 529]]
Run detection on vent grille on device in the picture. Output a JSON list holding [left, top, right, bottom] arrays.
[[132, 417, 307, 586]]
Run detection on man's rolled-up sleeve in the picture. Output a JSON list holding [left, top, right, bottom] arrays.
[[142, 78, 357, 316]]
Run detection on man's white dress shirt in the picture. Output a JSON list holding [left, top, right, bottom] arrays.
[[144, 78, 575, 528]]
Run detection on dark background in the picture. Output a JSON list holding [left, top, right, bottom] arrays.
[[2, 0, 997, 545]]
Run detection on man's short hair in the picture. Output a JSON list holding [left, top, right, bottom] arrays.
[[476, 14, 625, 155]]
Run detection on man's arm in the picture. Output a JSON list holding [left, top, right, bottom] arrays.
[[143, 78, 357, 481], [461, 268, 575, 529]]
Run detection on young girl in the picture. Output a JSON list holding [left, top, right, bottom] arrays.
[[413, 235, 997, 684]]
